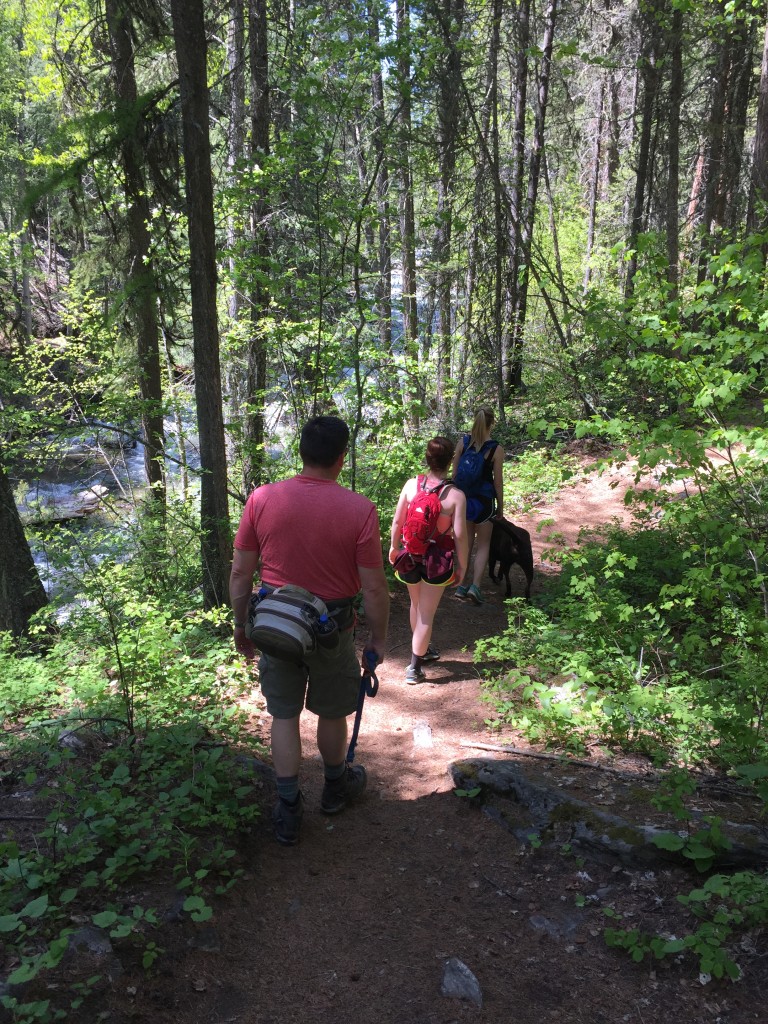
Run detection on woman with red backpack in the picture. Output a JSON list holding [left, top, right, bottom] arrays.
[[451, 407, 505, 605], [389, 437, 468, 684]]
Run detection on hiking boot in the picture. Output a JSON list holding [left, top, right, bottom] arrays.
[[467, 584, 485, 605], [405, 665, 427, 684], [422, 645, 440, 662], [455, 585, 469, 599], [321, 764, 367, 815], [272, 793, 304, 846]]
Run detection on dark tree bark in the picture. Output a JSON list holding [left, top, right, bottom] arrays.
[[508, 0, 557, 393], [665, 3, 683, 295], [395, 0, 419, 394], [431, 0, 465, 413], [747, 21, 768, 235], [696, 16, 756, 280], [104, 0, 166, 505], [369, 3, 392, 356], [624, 0, 662, 300], [170, 0, 232, 607], [500, 0, 529, 403], [0, 458, 47, 637], [583, 78, 605, 295], [225, 0, 247, 431], [241, 0, 271, 494]]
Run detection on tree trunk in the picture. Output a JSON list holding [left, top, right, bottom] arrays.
[[241, 0, 271, 494], [432, 0, 464, 415], [747, 20, 768, 235], [104, 0, 166, 506], [370, 4, 392, 356], [665, 4, 683, 296], [624, 0, 661, 300], [225, 0, 247, 433], [500, 0, 529, 405], [0, 457, 48, 637], [509, 0, 557, 392], [583, 78, 605, 295], [395, 0, 419, 421], [170, 0, 232, 608]]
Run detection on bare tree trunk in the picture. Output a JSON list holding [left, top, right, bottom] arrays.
[[624, 1, 661, 300], [509, 0, 557, 391], [696, 20, 756, 278], [432, 0, 465, 415], [370, 4, 392, 355], [747, 20, 768, 235], [170, 0, 232, 608], [665, 4, 683, 296], [395, 0, 419, 410], [105, 0, 166, 507], [0, 455, 48, 637], [583, 78, 605, 295], [500, 0, 529, 405], [225, 0, 246, 430], [242, 0, 271, 494]]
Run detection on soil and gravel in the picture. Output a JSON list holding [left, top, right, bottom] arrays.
[[15, 452, 768, 1023]]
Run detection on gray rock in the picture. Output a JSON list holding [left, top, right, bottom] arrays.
[[440, 957, 482, 1008]]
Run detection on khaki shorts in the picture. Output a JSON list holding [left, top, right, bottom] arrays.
[[258, 626, 360, 719]]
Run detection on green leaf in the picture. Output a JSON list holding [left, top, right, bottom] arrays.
[[92, 910, 118, 928], [21, 894, 49, 919]]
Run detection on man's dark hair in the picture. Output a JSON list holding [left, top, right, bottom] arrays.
[[299, 415, 350, 468]]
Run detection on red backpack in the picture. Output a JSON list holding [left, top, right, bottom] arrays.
[[402, 476, 449, 557]]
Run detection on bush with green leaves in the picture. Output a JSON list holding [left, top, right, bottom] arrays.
[[477, 501, 768, 766]]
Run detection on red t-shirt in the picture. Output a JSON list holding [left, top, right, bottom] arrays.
[[233, 474, 383, 601]]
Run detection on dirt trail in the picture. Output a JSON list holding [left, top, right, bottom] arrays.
[[113, 464, 765, 1024]]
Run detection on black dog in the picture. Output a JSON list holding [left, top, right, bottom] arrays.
[[488, 518, 534, 600]]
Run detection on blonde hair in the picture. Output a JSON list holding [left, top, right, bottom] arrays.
[[469, 406, 495, 450]]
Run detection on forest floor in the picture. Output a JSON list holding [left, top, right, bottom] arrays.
[[49, 452, 768, 1021]]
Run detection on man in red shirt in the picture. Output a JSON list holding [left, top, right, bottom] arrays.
[[230, 416, 390, 845]]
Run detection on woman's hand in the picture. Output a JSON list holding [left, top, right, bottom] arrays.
[[388, 545, 400, 565]]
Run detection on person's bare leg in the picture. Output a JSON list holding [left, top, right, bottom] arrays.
[[411, 581, 446, 656], [271, 715, 302, 777], [471, 521, 494, 588], [460, 522, 477, 587], [316, 715, 348, 765]]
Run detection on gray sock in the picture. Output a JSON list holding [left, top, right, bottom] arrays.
[[276, 775, 300, 804], [323, 761, 346, 782]]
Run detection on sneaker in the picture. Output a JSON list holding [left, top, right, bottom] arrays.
[[405, 665, 427, 684], [455, 585, 469, 599], [321, 763, 367, 814], [421, 645, 440, 662], [272, 793, 304, 846], [467, 584, 485, 605]]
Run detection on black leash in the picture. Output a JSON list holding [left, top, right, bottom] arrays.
[[346, 652, 379, 764]]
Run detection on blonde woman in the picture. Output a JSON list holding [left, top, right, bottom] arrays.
[[451, 407, 504, 604]]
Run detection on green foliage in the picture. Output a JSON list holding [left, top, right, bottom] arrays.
[[604, 865, 768, 983], [502, 444, 581, 516], [0, 495, 264, 1018]]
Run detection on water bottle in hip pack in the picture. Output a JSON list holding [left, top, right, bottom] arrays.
[[246, 584, 336, 663]]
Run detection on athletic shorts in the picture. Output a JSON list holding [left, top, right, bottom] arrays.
[[258, 625, 360, 719], [393, 546, 456, 587], [466, 495, 495, 524]]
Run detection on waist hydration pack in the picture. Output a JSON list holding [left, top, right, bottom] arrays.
[[246, 584, 338, 663], [402, 476, 450, 558], [453, 437, 497, 496]]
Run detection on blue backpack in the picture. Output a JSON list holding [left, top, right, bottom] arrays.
[[454, 436, 497, 496]]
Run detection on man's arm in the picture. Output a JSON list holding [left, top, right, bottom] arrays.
[[230, 547, 260, 659], [358, 564, 390, 666]]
